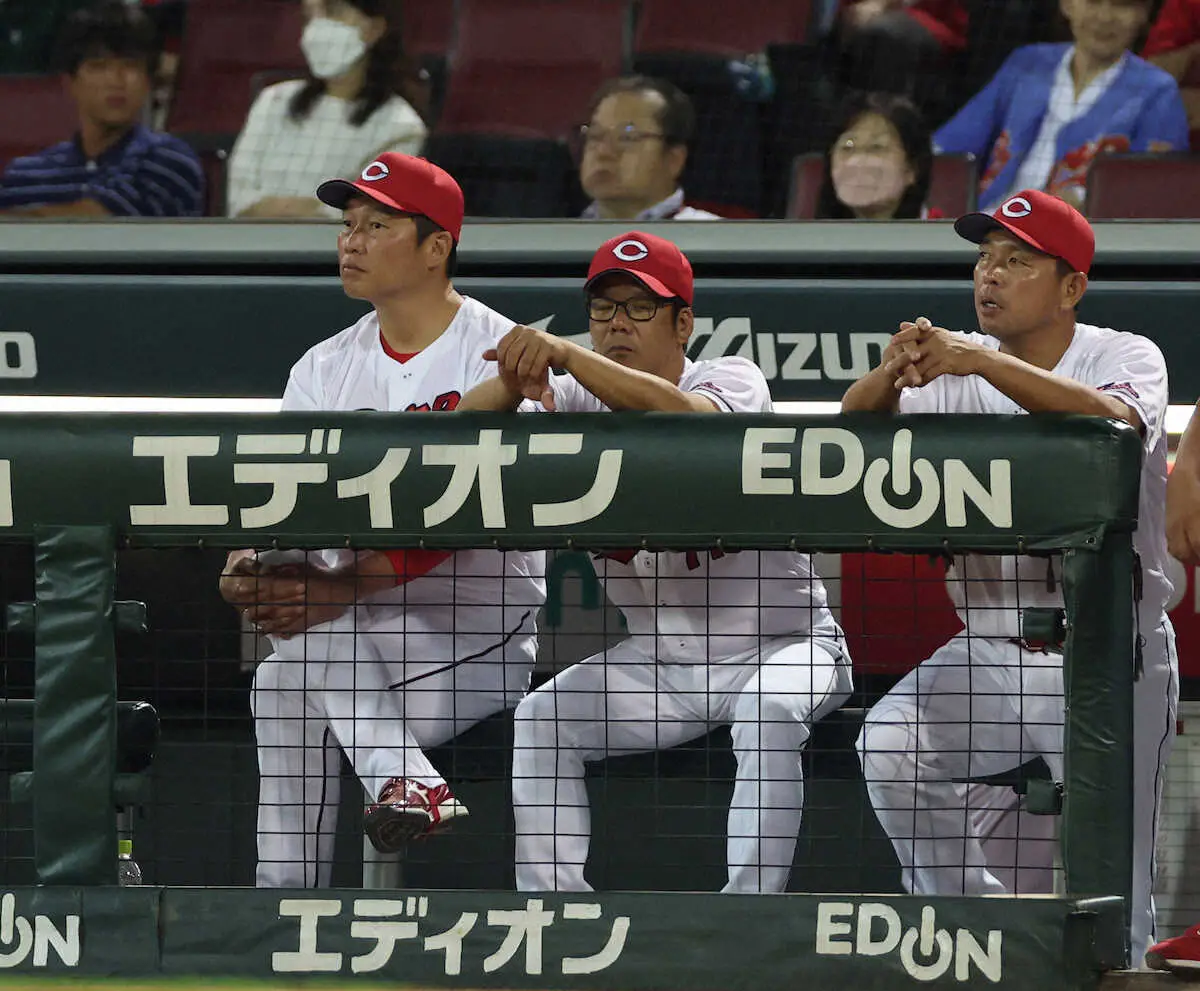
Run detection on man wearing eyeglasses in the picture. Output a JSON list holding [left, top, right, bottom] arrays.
[[579, 76, 720, 221], [459, 231, 851, 893]]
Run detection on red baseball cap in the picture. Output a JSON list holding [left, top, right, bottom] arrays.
[[585, 231, 695, 306], [954, 189, 1095, 275], [316, 153, 465, 242]]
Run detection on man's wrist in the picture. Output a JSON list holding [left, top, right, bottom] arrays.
[[557, 338, 581, 373], [966, 345, 996, 378]]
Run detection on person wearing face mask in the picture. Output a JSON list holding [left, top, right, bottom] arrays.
[[934, 0, 1187, 212], [226, 0, 426, 219], [815, 91, 938, 219]]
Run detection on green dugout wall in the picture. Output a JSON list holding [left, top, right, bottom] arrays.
[[0, 410, 1147, 987], [0, 220, 1196, 402]]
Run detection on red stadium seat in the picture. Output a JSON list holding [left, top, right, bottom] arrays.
[[436, 0, 628, 140], [405, 0, 456, 58], [634, 0, 813, 55], [0, 75, 77, 170], [1180, 60, 1200, 151], [1085, 153, 1200, 219], [167, 0, 306, 137], [927, 153, 977, 217], [785, 152, 823, 218], [786, 152, 977, 218]]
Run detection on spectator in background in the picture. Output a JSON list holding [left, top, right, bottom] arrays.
[[0, 1, 203, 217], [579, 76, 719, 221], [226, 0, 426, 219], [834, 0, 969, 124], [815, 92, 938, 218], [1143, 0, 1200, 143], [934, 0, 1188, 212]]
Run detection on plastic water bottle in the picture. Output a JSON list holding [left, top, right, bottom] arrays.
[[727, 53, 776, 102], [117, 839, 142, 886]]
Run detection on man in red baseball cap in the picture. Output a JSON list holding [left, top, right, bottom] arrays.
[[460, 231, 851, 896], [461, 229, 705, 410], [316, 151, 465, 242], [221, 152, 547, 885], [844, 188, 1176, 966]]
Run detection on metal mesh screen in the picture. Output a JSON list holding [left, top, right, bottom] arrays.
[[0, 543, 1068, 897]]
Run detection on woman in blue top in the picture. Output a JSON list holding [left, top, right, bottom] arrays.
[[934, 0, 1188, 212]]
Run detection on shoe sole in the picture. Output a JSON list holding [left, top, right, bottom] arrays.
[[1146, 950, 1200, 975], [364, 804, 469, 854]]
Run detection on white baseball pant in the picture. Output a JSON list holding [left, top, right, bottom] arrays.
[[251, 608, 529, 887], [857, 621, 1177, 963], [513, 634, 852, 894]]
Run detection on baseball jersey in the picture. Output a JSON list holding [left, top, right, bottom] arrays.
[[544, 355, 839, 663], [898, 322, 1171, 637], [281, 296, 545, 631]]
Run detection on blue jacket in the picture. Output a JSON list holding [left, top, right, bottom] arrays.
[[934, 43, 1189, 211]]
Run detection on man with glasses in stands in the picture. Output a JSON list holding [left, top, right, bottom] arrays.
[[578, 76, 720, 221]]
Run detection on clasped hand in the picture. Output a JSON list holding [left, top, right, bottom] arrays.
[[883, 316, 985, 390], [219, 556, 352, 638], [482, 326, 570, 410]]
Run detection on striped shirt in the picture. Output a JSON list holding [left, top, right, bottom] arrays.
[[0, 124, 204, 217]]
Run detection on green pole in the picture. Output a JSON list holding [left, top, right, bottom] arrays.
[[1060, 533, 1135, 964], [32, 524, 118, 884]]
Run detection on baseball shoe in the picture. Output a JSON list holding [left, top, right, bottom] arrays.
[[364, 777, 468, 853], [1147, 925, 1200, 976]]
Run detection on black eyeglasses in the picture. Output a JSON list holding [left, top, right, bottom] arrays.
[[586, 296, 670, 322], [577, 124, 669, 150]]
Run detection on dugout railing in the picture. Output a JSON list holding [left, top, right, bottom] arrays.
[[0, 410, 1141, 989]]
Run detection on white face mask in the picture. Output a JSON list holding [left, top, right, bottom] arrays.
[[301, 16, 368, 81], [832, 153, 911, 212]]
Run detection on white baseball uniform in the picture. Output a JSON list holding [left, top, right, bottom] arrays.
[[252, 297, 546, 887], [512, 356, 853, 894], [856, 322, 1176, 962]]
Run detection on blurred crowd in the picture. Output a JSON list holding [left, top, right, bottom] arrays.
[[0, 0, 1197, 221]]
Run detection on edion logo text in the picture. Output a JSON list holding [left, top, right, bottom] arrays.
[[742, 426, 1012, 530], [815, 902, 1003, 983], [0, 892, 80, 969]]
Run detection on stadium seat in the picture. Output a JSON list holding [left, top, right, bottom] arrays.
[[423, 132, 577, 218], [0, 74, 76, 170], [405, 0, 457, 127], [631, 53, 767, 216], [436, 0, 628, 140], [405, 0, 456, 58], [784, 152, 825, 218], [785, 152, 978, 219], [1183, 59, 1200, 151], [167, 0, 306, 138], [634, 0, 814, 55], [1085, 154, 1200, 219], [631, 3, 815, 217], [187, 134, 234, 217], [927, 152, 977, 216]]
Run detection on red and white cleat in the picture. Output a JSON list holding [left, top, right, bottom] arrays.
[[1147, 925, 1200, 977], [364, 777, 469, 853]]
